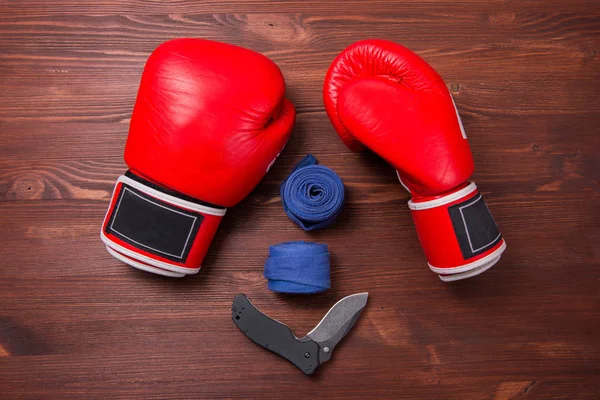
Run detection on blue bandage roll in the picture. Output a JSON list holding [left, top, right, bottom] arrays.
[[280, 154, 345, 231], [264, 241, 331, 294]]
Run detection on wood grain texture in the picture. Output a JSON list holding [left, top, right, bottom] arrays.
[[0, 1, 599, 399]]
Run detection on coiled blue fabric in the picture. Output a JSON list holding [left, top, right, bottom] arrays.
[[264, 241, 330, 294], [280, 154, 345, 231]]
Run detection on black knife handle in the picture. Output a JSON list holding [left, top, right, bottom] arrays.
[[232, 294, 320, 375]]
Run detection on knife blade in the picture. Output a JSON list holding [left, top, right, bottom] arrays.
[[232, 293, 368, 375]]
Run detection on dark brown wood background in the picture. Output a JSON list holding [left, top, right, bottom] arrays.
[[1, 1, 599, 399]]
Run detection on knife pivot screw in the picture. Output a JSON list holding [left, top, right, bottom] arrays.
[[304, 352, 311, 358], [323, 347, 330, 353]]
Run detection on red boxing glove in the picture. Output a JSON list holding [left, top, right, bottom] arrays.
[[101, 39, 295, 277], [324, 39, 505, 282]]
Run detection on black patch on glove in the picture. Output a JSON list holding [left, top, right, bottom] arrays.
[[105, 182, 203, 263], [448, 192, 502, 259]]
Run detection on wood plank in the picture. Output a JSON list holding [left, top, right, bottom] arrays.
[[1, 0, 599, 15], [0, 13, 598, 118], [1, 111, 598, 195]]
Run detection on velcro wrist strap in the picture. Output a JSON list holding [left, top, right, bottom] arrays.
[[409, 182, 506, 280], [101, 174, 226, 275]]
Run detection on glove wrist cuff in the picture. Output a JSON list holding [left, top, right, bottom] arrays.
[[101, 173, 226, 277], [408, 182, 478, 210], [408, 182, 506, 282]]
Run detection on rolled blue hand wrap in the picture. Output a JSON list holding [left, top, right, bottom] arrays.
[[264, 241, 330, 294], [280, 154, 345, 231]]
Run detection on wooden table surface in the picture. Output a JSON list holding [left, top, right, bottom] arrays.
[[1, 1, 599, 399]]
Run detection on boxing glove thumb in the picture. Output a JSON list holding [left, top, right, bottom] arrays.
[[337, 76, 471, 197]]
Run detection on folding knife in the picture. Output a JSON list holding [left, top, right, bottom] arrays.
[[232, 292, 368, 375]]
